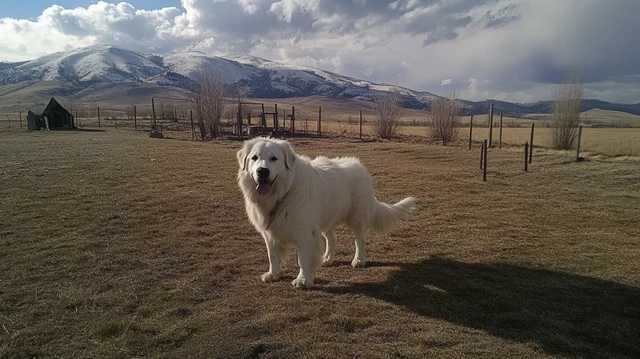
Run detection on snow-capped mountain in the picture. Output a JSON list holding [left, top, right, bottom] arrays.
[[0, 44, 434, 108], [1, 45, 639, 116], [1, 45, 166, 85]]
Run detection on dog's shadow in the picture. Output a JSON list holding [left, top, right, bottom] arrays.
[[323, 256, 640, 359]]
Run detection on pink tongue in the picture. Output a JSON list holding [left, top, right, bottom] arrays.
[[256, 182, 271, 196]]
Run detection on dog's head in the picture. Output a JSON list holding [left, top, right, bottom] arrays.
[[236, 137, 296, 198]]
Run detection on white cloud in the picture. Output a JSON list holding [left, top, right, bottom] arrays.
[[268, 0, 320, 22], [1, 0, 639, 103], [236, 0, 263, 14]]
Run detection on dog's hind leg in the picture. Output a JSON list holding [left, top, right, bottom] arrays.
[[261, 236, 283, 283], [350, 226, 368, 268], [322, 228, 337, 266], [292, 230, 322, 289]]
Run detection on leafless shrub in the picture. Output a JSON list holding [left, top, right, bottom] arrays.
[[551, 74, 583, 150], [225, 89, 248, 123], [185, 66, 227, 139], [428, 91, 462, 145], [371, 91, 403, 139]]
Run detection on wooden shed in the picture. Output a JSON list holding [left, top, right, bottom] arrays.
[[40, 97, 75, 130]]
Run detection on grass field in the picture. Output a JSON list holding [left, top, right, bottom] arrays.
[[1, 127, 639, 358], [525, 109, 640, 128], [323, 121, 640, 158]]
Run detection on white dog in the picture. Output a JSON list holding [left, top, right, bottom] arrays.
[[236, 137, 417, 289]]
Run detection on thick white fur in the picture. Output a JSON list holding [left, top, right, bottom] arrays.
[[236, 137, 417, 289]]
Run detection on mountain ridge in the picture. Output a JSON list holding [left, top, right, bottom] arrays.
[[1, 44, 639, 117]]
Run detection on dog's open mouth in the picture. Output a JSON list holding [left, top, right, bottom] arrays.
[[256, 175, 277, 196]]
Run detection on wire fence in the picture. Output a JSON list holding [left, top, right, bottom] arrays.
[[3, 98, 639, 159]]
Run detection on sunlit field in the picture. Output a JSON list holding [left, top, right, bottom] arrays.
[[321, 121, 640, 157], [1, 127, 639, 358]]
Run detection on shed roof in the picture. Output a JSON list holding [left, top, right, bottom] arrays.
[[41, 97, 72, 119]]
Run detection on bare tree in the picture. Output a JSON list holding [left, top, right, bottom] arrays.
[[428, 91, 462, 145], [371, 91, 403, 139], [234, 87, 250, 123], [185, 66, 227, 139], [551, 74, 583, 150]]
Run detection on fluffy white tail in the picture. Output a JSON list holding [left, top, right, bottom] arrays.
[[370, 197, 417, 234]]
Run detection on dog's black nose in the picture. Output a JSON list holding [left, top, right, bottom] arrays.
[[257, 167, 270, 178]]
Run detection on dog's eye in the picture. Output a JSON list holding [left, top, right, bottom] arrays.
[[251, 155, 258, 161], [270, 156, 278, 161]]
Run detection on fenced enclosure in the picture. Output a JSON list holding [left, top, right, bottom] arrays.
[[3, 98, 639, 158]]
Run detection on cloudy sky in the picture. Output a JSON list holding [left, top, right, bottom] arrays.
[[1, 0, 639, 103]]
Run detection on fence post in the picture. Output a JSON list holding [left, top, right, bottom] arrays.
[[488, 103, 494, 147], [274, 104, 279, 138], [480, 139, 484, 170], [524, 142, 529, 172], [482, 139, 488, 182], [360, 110, 363, 139], [499, 113, 503, 149], [98, 106, 101, 127], [469, 114, 473, 150], [576, 125, 583, 161], [20, 111, 23, 128], [291, 106, 295, 134], [6, 115, 10, 128], [529, 123, 535, 164], [134, 106, 137, 129], [74, 110, 77, 128], [151, 98, 157, 130], [190, 110, 194, 139], [237, 103, 243, 139], [318, 106, 322, 136]]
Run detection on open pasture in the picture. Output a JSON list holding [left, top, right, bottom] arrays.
[[323, 121, 640, 158], [1, 127, 639, 359], [525, 109, 640, 128]]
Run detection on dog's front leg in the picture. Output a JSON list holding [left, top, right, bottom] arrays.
[[261, 236, 281, 283], [292, 231, 322, 289]]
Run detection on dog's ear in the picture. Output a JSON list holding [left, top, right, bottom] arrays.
[[237, 142, 251, 171], [281, 141, 296, 170]]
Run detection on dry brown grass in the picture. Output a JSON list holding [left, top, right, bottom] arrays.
[[525, 109, 640, 128], [321, 121, 640, 158], [466, 127, 640, 157], [1, 126, 639, 358]]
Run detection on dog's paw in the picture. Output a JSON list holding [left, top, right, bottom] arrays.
[[351, 258, 366, 268], [291, 277, 313, 289], [322, 255, 334, 266], [261, 272, 280, 283]]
